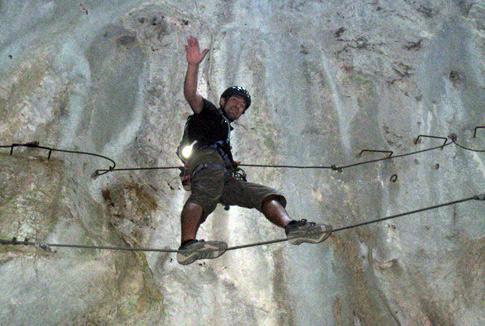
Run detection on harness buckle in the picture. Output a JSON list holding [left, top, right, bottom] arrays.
[[232, 167, 247, 182]]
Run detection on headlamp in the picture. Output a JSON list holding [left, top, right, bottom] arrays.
[[180, 140, 197, 159]]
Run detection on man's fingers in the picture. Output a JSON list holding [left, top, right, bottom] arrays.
[[188, 36, 198, 47], [187, 36, 196, 46], [187, 36, 203, 52], [201, 48, 209, 58]]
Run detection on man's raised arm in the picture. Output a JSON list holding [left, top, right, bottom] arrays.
[[184, 36, 209, 114]]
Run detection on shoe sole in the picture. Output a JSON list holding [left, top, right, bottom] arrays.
[[177, 242, 228, 265], [288, 225, 333, 245]]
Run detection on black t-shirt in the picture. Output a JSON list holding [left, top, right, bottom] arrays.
[[185, 98, 232, 148]]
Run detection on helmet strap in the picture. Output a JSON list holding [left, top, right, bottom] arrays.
[[220, 105, 234, 122]]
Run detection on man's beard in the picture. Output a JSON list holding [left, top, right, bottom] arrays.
[[221, 105, 234, 122]]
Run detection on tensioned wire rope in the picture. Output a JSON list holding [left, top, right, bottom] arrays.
[[0, 133, 483, 176], [0, 131, 483, 253], [1, 194, 483, 253], [0, 142, 116, 170], [91, 133, 484, 175]]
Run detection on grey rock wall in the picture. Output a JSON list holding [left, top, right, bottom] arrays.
[[0, 1, 483, 325]]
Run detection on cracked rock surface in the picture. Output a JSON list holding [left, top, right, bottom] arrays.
[[0, 1, 483, 325]]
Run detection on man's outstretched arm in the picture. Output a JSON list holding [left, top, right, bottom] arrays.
[[184, 36, 209, 114]]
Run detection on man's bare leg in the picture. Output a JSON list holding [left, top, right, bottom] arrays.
[[180, 202, 204, 244], [261, 196, 331, 244], [178, 201, 227, 265], [261, 197, 292, 228]]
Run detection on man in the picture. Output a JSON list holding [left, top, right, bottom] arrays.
[[176, 36, 332, 265]]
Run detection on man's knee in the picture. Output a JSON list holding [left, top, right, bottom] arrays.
[[261, 194, 287, 211], [182, 201, 204, 214], [181, 202, 204, 223], [183, 200, 215, 225]]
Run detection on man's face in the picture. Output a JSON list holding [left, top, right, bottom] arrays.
[[221, 95, 246, 121]]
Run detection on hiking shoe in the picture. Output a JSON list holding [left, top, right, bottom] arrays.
[[285, 219, 332, 245], [176, 240, 228, 265]]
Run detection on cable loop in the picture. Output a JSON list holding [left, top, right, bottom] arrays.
[[1, 142, 116, 170]]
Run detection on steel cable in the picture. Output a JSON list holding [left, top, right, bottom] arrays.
[[0, 142, 116, 170], [1, 194, 482, 253], [451, 139, 485, 153], [2, 133, 483, 176], [92, 134, 483, 175], [335, 141, 454, 170]]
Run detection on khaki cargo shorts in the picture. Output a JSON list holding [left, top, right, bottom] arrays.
[[186, 149, 287, 223]]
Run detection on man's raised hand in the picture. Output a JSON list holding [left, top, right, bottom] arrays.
[[185, 36, 209, 65]]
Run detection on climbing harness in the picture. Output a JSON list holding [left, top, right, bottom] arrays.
[[176, 103, 237, 191], [232, 166, 247, 182], [178, 162, 246, 192], [176, 105, 233, 163], [178, 162, 227, 191]]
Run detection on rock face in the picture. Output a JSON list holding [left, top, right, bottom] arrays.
[[0, 1, 483, 324]]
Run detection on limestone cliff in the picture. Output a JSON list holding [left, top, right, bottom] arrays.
[[0, 1, 483, 325]]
